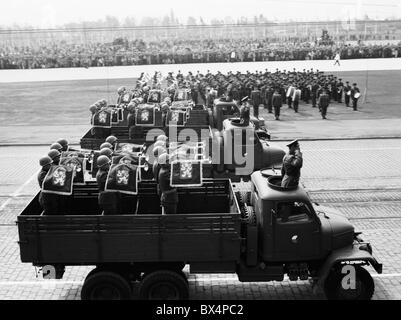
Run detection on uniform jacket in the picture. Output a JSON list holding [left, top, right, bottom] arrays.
[[318, 93, 330, 108], [281, 150, 303, 187], [272, 93, 282, 108]]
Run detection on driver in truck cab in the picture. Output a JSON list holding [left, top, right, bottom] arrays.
[[281, 139, 303, 188]]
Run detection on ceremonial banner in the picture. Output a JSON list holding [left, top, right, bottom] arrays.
[[170, 160, 203, 187], [175, 89, 190, 101], [167, 109, 187, 127], [147, 90, 162, 104], [135, 105, 155, 126], [123, 92, 133, 104], [92, 110, 112, 128], [60, 156, 84, 183], [105, 163, 139, 195], [111, 109, 119, 124], [42, 165, 74, 196], [115, 142, 144, 154]]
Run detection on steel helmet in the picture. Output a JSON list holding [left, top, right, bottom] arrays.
[[97, 155, 111, 168], [39, 156, 53, 167], [117, 87, 126, 94], [99, 148, 113, 158], [48, 149, 61, 160], [100, 99, 107, 105], [89, 105, 98, 114], [157, 152, 169, 165], [156, 135, 168, 142], [50, 143, 63, 152], [154, 140, 166, 149], [153, 146, 167, 158], [105, 136, 118, 145], [57, 138, 68, 149], [143, 86, 150, 92], [100, 142, 113, 150]]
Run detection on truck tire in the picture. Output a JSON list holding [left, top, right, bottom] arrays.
[[324, 265, 374, 300], [81, 271, 132, 300], [139, 270, 189, 300]]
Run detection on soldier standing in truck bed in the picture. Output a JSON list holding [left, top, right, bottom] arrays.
[[281, 140, 303, 188], [158, 153, 178, 215]]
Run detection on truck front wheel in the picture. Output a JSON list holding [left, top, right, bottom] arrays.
[[324, 265, 374, 300], [139, 270, 189, 300], [81, 271, 132, 300]]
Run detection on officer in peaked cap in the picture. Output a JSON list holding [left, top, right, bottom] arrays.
[[281, 139, 303, 188]]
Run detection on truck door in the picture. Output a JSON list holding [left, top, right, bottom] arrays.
[[273, 201, 321, 261]]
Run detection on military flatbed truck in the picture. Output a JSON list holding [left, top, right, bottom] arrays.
[[17, 173, 382, 300]]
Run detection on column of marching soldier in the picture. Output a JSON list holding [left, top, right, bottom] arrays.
[[161, 69, 361, 120]]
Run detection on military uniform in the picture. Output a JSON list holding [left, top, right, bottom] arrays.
[[351, 85, 360, 111], [272, 92, 282, 120], [38, 167, 59, 215], [318, 92, 330, 119], [158, 166, 178, 214], [281, 142, 303, 188], [344, 82, 352, 107], [96, 168, 120, 215]]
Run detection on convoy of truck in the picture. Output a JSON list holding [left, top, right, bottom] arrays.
[[16, 87, 382, 300]]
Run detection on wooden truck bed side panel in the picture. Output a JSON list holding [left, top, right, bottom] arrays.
[[18, 214, 241, 265]]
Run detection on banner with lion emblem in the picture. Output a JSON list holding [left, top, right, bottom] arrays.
[[105, 163, 139, 195], [135, 105, 155, 126], [170, 160, 203, 187], [92, 109, 112, 128], [41, 165, 74, 195]]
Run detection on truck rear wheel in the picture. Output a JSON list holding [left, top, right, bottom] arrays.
[[324, 265, 374, 300], [81, 271, 132, 300], [139, 270, 189, 300]]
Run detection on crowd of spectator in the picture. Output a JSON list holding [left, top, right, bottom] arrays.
[[1, 38, 400, 69]]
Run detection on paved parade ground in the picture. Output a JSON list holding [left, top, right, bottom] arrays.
[[1, 139, 401, 300], [0, 58, 400, 300]]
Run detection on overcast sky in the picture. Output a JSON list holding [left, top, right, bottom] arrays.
[[1, 0, 401, 27]]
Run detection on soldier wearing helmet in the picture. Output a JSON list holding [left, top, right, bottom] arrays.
[[48, 149, 61, 165], [96, 155, 120, 215], [152, 146, 167, 190], [100, 142, 113, 151], [157, 153, 178, 214], [105, 136, 118, 149], [38, 156, 53, 188], [38, 156, 59, 215], [99, 148, 113, 159], [50, 143, 63, 153], [56, 139, 69, 152]]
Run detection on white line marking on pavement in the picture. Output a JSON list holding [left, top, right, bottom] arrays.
[[0, 273, 399, 286], [304, 147, 401, 152], [0, 170, 38, 212]]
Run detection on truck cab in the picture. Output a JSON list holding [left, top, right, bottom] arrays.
[[238, 171, 383, 299], [211, 98, 267, 134], [212, 119, 285, 179]]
